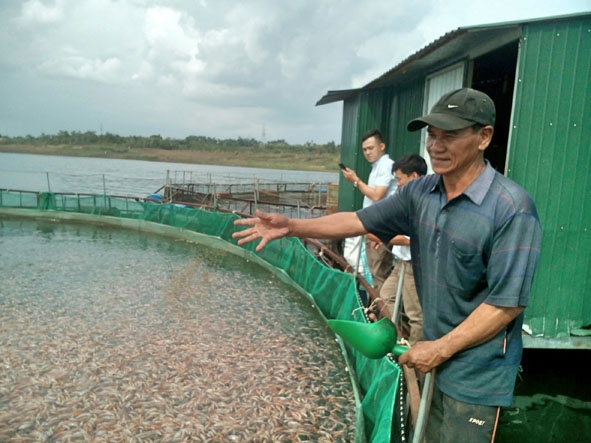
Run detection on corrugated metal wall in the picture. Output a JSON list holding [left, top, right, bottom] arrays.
[[509, 16, 591, 339], [338, 82, 424, 212], [388, 80, 425, 161], [338, 96, 360, 211], [335, 14, 590, 342]]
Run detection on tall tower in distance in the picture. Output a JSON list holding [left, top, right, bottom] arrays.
[[260, 124, 267, 148]]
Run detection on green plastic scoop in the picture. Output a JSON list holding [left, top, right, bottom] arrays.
[[327, 317, 408, 359]]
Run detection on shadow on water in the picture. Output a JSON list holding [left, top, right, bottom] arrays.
[[496, 349, 591, 443]]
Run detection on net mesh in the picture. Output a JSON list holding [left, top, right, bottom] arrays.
[[0, 190, 407, 443]]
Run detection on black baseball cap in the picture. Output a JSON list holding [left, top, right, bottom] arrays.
[[407, 87, 496, 132]]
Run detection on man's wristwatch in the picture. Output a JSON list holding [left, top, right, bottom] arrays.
[[353, 180, 359, 188]]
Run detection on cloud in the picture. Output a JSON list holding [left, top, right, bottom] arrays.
[[144, 6, 201, 62], [0, 0, 589, 143], [17, 0, 65, 25], [39, 53, 123, 83]]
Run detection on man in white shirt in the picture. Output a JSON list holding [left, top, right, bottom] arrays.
[[341, 129, 395, 293]]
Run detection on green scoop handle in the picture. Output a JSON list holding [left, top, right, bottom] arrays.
[[327, 317, 408, 359]]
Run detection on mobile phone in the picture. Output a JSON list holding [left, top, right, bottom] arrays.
[[338, 162, 347, 170]]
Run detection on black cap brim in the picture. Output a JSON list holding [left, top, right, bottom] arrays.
[[407, 113, 475, 132]]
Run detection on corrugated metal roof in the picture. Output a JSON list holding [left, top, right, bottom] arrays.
[[316, 12, 591, 106]]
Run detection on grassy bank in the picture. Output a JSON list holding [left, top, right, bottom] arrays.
[[0, 144, 341, 173]]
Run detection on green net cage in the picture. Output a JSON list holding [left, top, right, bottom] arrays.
[[0, 190, 408, 442]]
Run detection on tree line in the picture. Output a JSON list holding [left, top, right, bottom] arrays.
[[0, 131, 339, 154]]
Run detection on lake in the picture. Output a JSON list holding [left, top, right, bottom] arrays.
[[0, 152, 339, 197]]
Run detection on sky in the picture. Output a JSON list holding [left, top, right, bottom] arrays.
[[0, 1, 589, 144]]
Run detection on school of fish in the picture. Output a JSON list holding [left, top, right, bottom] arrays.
[[0, 220, 356, 441]]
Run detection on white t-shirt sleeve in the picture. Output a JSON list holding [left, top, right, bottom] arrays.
[[373, 157, 394, 188]]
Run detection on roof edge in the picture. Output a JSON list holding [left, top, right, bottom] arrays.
[[315, 12, 591, 105], [316, 88, 361, 106]]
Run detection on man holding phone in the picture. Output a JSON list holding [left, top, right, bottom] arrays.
[[340, 129, 394, 293]]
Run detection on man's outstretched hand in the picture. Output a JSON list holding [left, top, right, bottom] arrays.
[[232, 209, 290, 252]]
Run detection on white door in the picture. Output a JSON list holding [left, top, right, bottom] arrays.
[[420, 63, 465, 174]]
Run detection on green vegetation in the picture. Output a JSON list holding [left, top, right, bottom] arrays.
[[0, 131, 341, 172]]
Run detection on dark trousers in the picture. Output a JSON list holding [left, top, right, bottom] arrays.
[[425, 385, 500, 443], [364, 239, 393, 294]]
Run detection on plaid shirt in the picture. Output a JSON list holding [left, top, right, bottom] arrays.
[[358, 162, 542, 406]]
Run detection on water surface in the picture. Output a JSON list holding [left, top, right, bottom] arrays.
[[0, 152, 339, 197], [0, 218, 355, 441]]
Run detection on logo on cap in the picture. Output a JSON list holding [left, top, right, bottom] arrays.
[[406, 88, 496, 132]]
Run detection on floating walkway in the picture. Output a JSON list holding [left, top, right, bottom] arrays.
[[152, 172, 338, 219]]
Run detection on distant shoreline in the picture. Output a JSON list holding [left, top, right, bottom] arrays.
[[0, 145, 341, 173]]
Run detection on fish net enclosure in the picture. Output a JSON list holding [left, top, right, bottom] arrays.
[[159, 181, 333, 219], [0, 190, 408, 443]]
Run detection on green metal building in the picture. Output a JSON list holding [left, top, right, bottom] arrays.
[[317, 13, 591, 348]]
